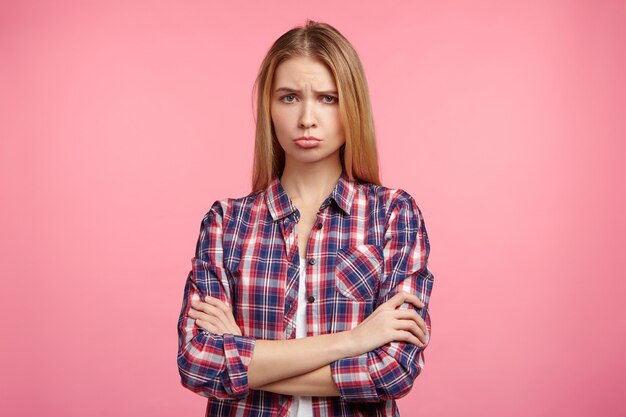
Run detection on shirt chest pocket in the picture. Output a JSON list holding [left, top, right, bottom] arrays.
[[334, 244, 384, 302]]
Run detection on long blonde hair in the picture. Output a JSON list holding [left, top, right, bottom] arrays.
[[251, 20, 381, 193]]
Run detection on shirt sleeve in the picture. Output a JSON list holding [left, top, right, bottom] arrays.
[[177, 200, 256, 400], [330, 192, 434, 402]]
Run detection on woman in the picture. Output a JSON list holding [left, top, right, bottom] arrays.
[[177, 20, 434, 417]]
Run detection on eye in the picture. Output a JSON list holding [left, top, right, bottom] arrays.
[[322, 95, 338, 104], [280, 94, 297, 103]]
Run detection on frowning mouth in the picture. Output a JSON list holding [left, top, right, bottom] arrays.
[[294, 136, 321, 142], [294, 136, 321, 149]]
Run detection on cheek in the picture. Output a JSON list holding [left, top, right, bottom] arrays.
[[330, 111, 344, 136], [271, 109, 291, 146], [270, 107, 289, 132]]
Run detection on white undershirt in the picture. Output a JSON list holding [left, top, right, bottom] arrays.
[[291, 257, 313, 417]]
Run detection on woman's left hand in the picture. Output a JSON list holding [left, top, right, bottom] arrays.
[[188, 296, 242, 336]]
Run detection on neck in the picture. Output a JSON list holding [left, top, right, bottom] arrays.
[[280, 158, 343, 207]]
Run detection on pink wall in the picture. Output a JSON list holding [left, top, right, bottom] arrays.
[[1, 1, 624, 416]]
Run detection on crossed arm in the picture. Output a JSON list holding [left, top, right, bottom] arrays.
[[188, 291, 428, 397], [179, 195, 434, 401]]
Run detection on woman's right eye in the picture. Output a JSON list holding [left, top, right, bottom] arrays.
[[280, 94, 296, 103]]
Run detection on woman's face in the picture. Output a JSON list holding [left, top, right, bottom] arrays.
[[270, 56, 345, 169]]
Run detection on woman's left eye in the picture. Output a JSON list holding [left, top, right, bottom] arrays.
[[322, 95, 337, 103]]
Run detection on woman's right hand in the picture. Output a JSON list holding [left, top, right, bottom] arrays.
[[348, 291, 429, 355]]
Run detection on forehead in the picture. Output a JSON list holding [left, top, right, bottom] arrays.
[[272, 56, 337, 89]]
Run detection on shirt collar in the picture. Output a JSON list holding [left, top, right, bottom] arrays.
[[265, 170, 356, 221]]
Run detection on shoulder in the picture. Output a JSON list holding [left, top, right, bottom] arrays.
[[200, 190, 265, 227], [353, 180, 421, 218]]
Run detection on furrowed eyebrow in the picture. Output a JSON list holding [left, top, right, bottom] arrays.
[[274, 87, 338, 95]]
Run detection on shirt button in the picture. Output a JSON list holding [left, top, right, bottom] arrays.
[[316, 223, 323, 230], [307, 295, 315, 303], [308, 258, 316, 265]]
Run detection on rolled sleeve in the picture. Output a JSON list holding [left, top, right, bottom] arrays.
[[330, 353, 379, 402], [222, 333, 256, 397]]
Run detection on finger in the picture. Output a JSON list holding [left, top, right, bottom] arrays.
[[191, 310, 219, 324], [386, 291, 412, 307], [190, 303, 233, 332], [393, 309, 429, 336], [387, 291, 425, 309], [194, 297, 239, 335], [205, 296, 240, 331], [206, 296, 235, 324], [205, 296, 232, 314], [188, 306, 209, 320], [192, 300, 212, 313], [193, 297, 227, 314], [202, 314, 233, 334], [196, 301, 229, 322], [195, 319, 219, 334], [392, 315, 424, 338], [395, 330, 424, 347], [188, 307, 196, 317], [394, 320, 427, 345], [400, 291, 425, 309]]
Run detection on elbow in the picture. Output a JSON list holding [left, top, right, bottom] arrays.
[[381, 366, 421, 400], [378, 354, 424, 400], [332, 349, 425, 403], [177, 363, 217, 399], [177, 346, 249, 401]]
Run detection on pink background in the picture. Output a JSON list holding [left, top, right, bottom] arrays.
[[1, 1, 625, 416]]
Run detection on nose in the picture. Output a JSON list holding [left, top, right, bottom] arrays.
[[298, 101, 317, 129]]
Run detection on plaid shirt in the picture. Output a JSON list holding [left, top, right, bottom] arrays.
[[177, 170, 434, 417]]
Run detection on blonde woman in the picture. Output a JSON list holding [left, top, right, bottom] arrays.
[[177, 20, 434, 417]]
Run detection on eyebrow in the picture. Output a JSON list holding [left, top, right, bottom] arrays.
[[274, 87, 338, 95]]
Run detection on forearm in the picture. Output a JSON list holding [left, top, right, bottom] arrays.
[[247, 332, 355, 388], [256, 364, 340, 397]]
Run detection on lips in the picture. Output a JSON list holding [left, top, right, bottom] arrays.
[[294, 136, 321, 149]]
